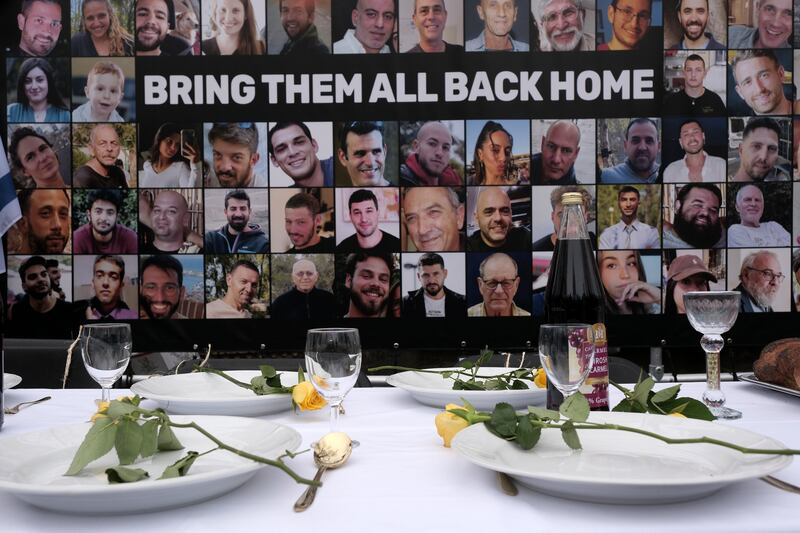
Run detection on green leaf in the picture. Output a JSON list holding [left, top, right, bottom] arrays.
[[631, 377, 655, 408], [651, 385, 680, 404], [140, 419, 159, 458], [560, 421, 582, 450], [158, 451, 199, 479], [482, 379, 504, 390], [462, 398, 475, 413], [612, 398, 640, 413], [441, 371, 454, 379], [65, 417, 119, 475], [527, 406, 561, 421], [157, 421, 184, 451], [560, 393, 590, 422], [659, 398, 716, 421], [106, 466, 149, 483], [489, 403, 518, 437], [259, 365, 278, 378], [115, 418, 144, 465], [515, 416, 541, 450], [106, 399, 139, 418], [459, 360, 474, 370], [510, 379, 529, 390], [297, 366, 305, 383]]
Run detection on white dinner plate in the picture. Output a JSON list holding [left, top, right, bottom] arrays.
[[452, 411, 792, 504], [0, 415, 301, 514], [3, 373, 22, 390], [131, 370, 297, 416], [385, 367, 546, 410], [738, 373, 800, 399]]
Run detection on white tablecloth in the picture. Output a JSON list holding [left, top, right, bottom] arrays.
[[1, 382, 798, 532]]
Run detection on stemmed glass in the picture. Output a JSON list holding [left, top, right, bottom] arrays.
[[305, 328, 362, 431], [80, 323, 132, 403], [538, 324, 595, 403], [683, 291, 742, 420]]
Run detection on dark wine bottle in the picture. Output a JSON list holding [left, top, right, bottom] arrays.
[[543, 192, 609, 411]]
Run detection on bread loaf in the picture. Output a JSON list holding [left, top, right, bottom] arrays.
[[753, 338, 800, 390]]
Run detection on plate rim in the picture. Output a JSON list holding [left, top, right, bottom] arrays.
[[738, 373, 800, 398], [385, 367, 545, 398], [130, 370, 293, 404], [0, 415, 301, 496], [452, 411, 792, 487]]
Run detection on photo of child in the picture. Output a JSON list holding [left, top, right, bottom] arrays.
[[72, 60, 126, 122]]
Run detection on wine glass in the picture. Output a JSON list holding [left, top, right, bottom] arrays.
[[304, 328, 362, 431], [538, 324, 595, 402], [80, 323, 132, 403], [683, 291, 742, 420]]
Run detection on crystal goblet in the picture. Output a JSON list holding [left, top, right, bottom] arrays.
[[538, 324, 595, 402], [80, 323, 132, 403], [683, 291, 741, 420]]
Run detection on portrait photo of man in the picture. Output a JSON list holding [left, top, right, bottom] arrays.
[[466, 186, 531, 252], [597, 185, 660, 249], [728, 117, 792, 182], [335, 188, 400, 253], [664, 0, 725, 49], [135, 0, 194, 55], [401, 252, 466, 318], [139, 254, 204, 319], [268, 121, 334, 187], [72, 189, 138, 254], [9, 188, 71, 254], [339, 251, 396, 318], [531, 119, 594, 185], [204, 188, 269, 253], [729, 248, 791, 312], [11, 0, 67, 57], [662, 182, 726, 248], [72, 123, 136, 188], [265, 0, 331, 55], [205, 122, 267, 187], [270, 254, 337, 319], [335, 121, 398, 187], [597, 0, 661, 51], [661, 118, 726, 183], [662, 52, 727, 116], [467, 252, 531, 316], [6, 255, 73, 339], [465, 0, 529, 51], [726, 183, 791, 247], [138, 189, 203, 254], [728, 49, 793, 116], [532, 185, 595, 251], [206, 257, 267, 318], [45, 257, 65, 300], [599, 117, 661, 184], [532, 0, 595, 51], [728, 0, 791, 49], [73, 254, 138, 321], [398, 0, 464, 52], [333, 0, 396, 53], [401, 186, 465, 251], [270, 189, 335, 252], [399, 121, 464, 186]]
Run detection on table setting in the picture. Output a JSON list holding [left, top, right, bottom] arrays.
[[2, 314, 800, 532]]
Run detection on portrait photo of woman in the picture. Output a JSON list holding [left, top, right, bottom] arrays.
[[71, 0, 135, 56], [6, 58, 70, 123], [598, 249, 661, 314], [663, 253, 721, 315], [467, 120, 529, 185], [139, 122, 200, 188], [201, 0, 265, 55]]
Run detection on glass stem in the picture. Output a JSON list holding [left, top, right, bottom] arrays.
[[101, 386, 111, 403], [330, 401, 340, 432], [700, 334, 726, 410]]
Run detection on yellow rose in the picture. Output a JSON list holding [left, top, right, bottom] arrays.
[[292, 381, 328, 411], [534, 368, 547, 389], [435, 403, 469, 448], [90, 400, 110, 422]]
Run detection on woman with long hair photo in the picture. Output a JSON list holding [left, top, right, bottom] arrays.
[[7, 58, 70, 123], [71, 0, 135, 56], [598, 250, 660, 314], [202, 0, 265, 55], [471, 121, 517, 185], [140, 123, 199, 187]]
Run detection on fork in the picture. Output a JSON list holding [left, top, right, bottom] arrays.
[[4, 396, 52, 415], [761, 475, 800, 495]]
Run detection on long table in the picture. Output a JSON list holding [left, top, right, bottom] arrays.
[[1, 382, 798, 532]]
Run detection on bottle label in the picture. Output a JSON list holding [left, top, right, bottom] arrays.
[[578, 323, 609, 410]]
